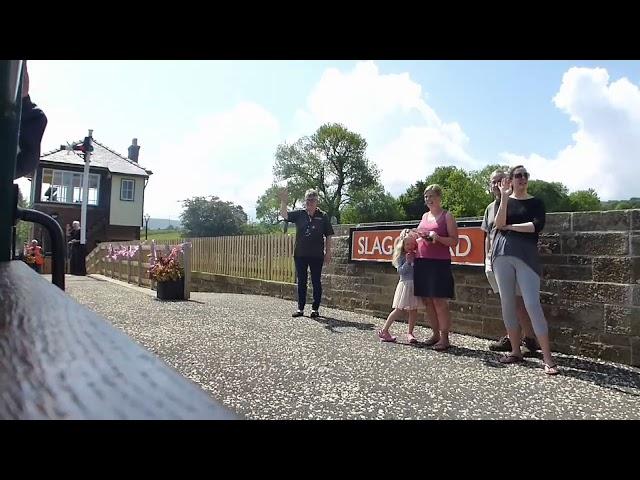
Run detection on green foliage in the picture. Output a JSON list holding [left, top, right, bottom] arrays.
[[398, 166, 492, 219], [527, 180, 571, 212], [568, 189, 601, 212], [340, 183, 403, 224], [180, 196, 248, 237], [273, 123, 379, 222], [241, 222, 282, 235], [15, 188, 32, 251]]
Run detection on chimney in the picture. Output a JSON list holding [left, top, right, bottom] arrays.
[[127, 138, 140, 163]]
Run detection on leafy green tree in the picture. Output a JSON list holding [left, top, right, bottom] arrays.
[[255, 184, 304, 226], [568, 189, 601, 212], [398, 166, 492, 219], [527, 180, 571, 212], [15, 188, 32, 253], [340, 183, 403, 224], [180, 196, 247, 237], [273, 123, 379, 223]]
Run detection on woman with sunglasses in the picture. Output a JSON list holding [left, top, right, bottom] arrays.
[[492, 165, 558, 375]]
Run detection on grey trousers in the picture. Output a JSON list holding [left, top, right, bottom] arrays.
[[493, 255, 548, 337]]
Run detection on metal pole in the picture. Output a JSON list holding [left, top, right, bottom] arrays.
[[17, 206, 66, 290], [80, 129, 93, 245]]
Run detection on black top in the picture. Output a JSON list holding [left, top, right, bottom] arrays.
[[287, 208, 334, 258], [492, 196, 546, 275], [500, 196, 545, 240]]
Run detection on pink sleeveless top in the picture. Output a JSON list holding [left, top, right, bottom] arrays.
[[416, 210, 451, 260]]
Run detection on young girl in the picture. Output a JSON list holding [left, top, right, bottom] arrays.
[[378, 229, 421, 343]]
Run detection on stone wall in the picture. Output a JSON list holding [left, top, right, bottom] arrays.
[[189, 209, 640, 367]]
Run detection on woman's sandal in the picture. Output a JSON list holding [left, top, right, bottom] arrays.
[[544, 363, 559, 375], [422, 337, 440, 347], [499, 353, 523, 364], [432, 343, 451, 352]]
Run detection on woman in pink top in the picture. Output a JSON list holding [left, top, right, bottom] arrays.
[[414, 184, 459, 351]]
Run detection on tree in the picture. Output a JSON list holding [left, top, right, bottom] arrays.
[[615, 200, 633, 210], [241, 222, 282, 235], [470, 163, 510, 193], [432, 167, 492, 218], [397, 179, 428, 221], [568, 189, 601, 212], [398, 166, 492, 219], [527, 180, 571, 212], [273, 123, 379, 223], [180, 196, 248, 237], [340, 183, 403, 224], [255, 184, 304, 226], [601, 198, 640, 210], [15, 188, 32, 253]]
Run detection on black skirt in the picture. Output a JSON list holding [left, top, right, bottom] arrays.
[[413, 257, 455, 299]]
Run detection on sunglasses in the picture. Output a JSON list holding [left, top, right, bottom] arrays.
[[513, 172, 529, 179]]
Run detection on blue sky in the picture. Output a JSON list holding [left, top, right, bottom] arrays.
[[17, 60, 640, 220]]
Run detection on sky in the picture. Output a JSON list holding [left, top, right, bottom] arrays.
[[15, 60, 640, 220]]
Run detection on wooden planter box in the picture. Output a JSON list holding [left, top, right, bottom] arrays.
[[156, 277, 185, 300]]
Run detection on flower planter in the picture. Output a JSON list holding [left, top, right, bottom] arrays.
[[156, 277, 185, 300]]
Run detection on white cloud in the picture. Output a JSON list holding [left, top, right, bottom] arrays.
[[502, 67, 640, 200], [304, 61, 440, 129], [15, 101, 280, 221], [292, 61, 477, 195], [372, 125, 475, 196], [140, 101, 280, 219]]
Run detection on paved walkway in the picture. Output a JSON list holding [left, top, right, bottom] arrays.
[[60, 274, 640, 419]]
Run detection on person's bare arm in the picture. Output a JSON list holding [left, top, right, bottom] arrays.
[[431, 212, 459, 247], [278, 188, 289, 221], [500, 222, 535, 233], [494, 178, 512, 229]]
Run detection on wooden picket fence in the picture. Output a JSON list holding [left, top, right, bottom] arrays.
[[86, 233, 297, 287], [190, 234, 296, 283]]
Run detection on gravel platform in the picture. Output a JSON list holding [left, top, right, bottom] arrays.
[[58, 274, 640, 420]]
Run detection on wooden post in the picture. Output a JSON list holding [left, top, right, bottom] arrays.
[[267, 234, 272, 281], [183, 242, 191, 301], [150, 240, 156, 291], [127, 246, 132, 284], [225, 236, 228, 276], [232, 236, 236, 277], [137, 242, 142, 286], [259, 235, 263, 279]]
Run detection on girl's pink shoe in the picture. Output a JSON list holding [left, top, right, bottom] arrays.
[[377, 330, 397, 342]]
